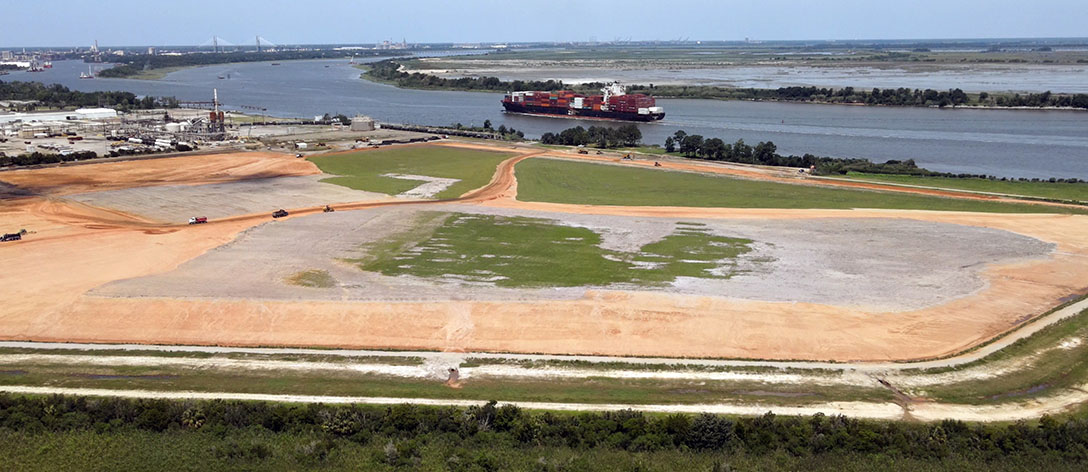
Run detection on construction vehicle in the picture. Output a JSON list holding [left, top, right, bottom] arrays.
[[1, 233, 21, 242], [323, 205, 335, 213], [654, 161, 662, 167], [622, 153, 633, 160], [188, 216, 208, 225], [596, 150, 604, 155], [577, 148, 588, 154], [272, 209, 289, 218]]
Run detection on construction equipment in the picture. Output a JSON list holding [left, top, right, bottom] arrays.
[[654, 161, 662, 167], [188, 216, 208, 225], [272, 209, 289, 218], [323, 205, 335, 213], [1, 233, 21, 242]]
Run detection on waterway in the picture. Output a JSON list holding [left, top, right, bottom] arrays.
[[6, 59, 1088, 179]]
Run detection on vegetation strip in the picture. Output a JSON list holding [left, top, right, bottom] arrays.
[[514, 158, 1088, 214], [5, 393, 1088, 470]]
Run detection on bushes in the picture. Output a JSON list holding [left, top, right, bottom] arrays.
[[539, 125, 641, 148], [2, 394, 1088, 462], [0, 150, 98, 167], [661, 129, 1001, 178]]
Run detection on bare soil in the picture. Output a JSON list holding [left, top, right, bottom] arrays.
[[1, 144, 1085, 362]]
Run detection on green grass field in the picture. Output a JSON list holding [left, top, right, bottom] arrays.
[[515, 158, 1088, 214], [843, 172, 1088, 202], [308, 146, 514, 199], [354, 212, 753, 288]]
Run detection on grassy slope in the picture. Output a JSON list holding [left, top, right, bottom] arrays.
[[357, 213, 753, 288], [0, 362, 885, 407], [916, 308, 1088, 404], [308, 146, 514, 199], [515, 158, 1088, 214], [844, 172, 1088, 202]]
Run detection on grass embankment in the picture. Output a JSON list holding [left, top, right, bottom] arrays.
[[516, 158, 1088, 214], [308, 146, 513, 199], [914, 308, 1088, 405], [843, 172, 1088, 203], [355, 212, 753, 288], [0, 361, 885, 407]]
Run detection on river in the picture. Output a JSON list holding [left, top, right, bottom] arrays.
[[6, 59, 1088, 179]]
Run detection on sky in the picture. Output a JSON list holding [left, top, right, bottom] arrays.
[[2, 0, 1087, 47]]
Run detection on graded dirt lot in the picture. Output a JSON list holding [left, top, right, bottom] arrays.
[[67, 175, 387, 222], [1, 144, 1086, 362]]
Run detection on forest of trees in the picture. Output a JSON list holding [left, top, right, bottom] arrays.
[[2, 394, 1088, 468], [97, 49, 408, 78], [0, 81, 178, 111], [539, 125, 642, 148]]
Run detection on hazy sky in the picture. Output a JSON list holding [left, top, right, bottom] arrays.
[[3, 0, 1087, 47]]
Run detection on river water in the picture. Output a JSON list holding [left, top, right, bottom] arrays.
[[6, 59, 1088, 179]]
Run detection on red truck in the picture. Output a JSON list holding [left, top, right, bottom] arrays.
[[188, 216, 208, 225]]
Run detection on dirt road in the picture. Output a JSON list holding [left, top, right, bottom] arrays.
[[3, 384, 1084, 422]]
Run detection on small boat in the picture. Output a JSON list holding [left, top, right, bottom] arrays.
[[270, 63, 281, 66], [79, 66, 95, 79]]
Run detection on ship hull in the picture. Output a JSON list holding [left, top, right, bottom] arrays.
[[501, 103, 664, 122]]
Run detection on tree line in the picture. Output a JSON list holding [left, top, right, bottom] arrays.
[[97, 50, 408, 78], [2, 394, 1088, 466], [0, 81, 178, 111], [1, 145, 195, 168], [631, 85, 1088, 109], [539, 125, 642, 148], [664, 130, 1020, 178]]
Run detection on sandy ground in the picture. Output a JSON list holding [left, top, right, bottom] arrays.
[[0, 144, 1086, 363], [67, 175, 388, 223]]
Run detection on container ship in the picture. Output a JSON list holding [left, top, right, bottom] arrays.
[[501, 82, 665, 122]]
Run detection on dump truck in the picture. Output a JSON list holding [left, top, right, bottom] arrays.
[[1, 233, 21, 242], [188, 216, 208, 225]]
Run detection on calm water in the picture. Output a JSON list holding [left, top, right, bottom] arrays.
[[8, 59, 1088, 179]]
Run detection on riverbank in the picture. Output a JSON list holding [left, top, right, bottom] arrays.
[[365, 59, 1088, 111]]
